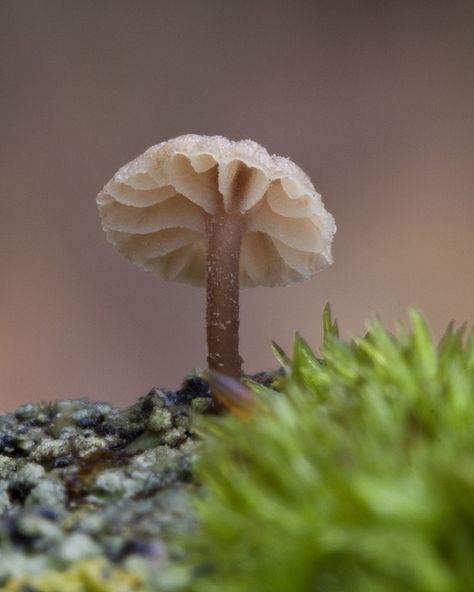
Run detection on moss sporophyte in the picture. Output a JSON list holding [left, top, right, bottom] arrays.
[[97, 135, 336, 406]]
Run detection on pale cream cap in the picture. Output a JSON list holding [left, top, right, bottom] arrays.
[[97, 135, 336, 287]]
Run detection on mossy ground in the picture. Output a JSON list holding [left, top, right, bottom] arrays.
[[2, 309, 473, 592]]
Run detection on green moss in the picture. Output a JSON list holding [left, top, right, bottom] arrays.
[[188, 308, 474, 592]]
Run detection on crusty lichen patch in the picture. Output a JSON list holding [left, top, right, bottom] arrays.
[[0, 377, 212, 586], [2, 559, 148, 592]]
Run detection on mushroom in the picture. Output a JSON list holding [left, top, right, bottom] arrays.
[[97, 134, 336, 383]]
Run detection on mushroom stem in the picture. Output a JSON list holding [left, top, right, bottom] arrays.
[[206, 208, 244, 380]]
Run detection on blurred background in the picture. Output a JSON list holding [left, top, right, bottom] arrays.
[[1, 1, 472, 411]]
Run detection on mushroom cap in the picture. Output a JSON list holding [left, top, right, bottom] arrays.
[[97, 135, 336, 288]]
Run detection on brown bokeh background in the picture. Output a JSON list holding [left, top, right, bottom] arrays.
[[1, 1, 472, 412]]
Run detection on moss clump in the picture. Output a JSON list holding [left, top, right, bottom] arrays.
[[189, 308, 474, 592]]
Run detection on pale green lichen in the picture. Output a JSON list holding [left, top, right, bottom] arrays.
[[148, 408, 173, 433], [3, 559, 148, 592], [0, 379, 211, 586]]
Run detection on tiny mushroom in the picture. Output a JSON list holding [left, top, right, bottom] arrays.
[[97, 135, 336, 384]]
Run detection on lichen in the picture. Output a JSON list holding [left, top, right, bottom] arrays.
[[0, 377, 211, 586], [2, 559, 148, 592]]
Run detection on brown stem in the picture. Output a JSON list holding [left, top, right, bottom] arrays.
[[206, 207, 244, 379]]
